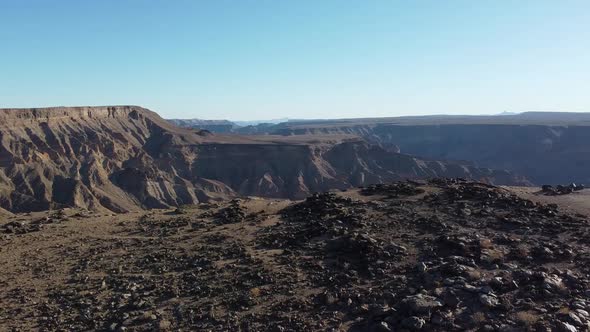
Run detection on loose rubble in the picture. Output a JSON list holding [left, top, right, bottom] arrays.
[[0, 180, 589, 331]]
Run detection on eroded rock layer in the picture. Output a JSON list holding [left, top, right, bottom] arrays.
[[0, 106, 528, 212], [236, 113, 590, 185]]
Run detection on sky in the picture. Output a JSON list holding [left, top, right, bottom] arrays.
[[1, 1, 589, 120]]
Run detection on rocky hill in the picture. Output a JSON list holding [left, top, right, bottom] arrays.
[[0, 180, 588, 331], [0, 106, 528, 213]]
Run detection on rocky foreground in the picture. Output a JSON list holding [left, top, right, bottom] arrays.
[[1, 180, 589, 331]]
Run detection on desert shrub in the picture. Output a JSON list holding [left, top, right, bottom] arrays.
[[514, 311, 540, 328], [479, 238, 493, 249]]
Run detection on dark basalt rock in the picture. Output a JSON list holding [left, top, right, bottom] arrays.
[[2, 179, 589, 331]]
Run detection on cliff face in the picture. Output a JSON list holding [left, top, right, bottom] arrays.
[[0, 106, 528, 212], [366, 124, 590, 185], [192, 141, 527, 200], [0, 106, 212, 212], [242, 111, 590, 185], [270, 122, 590, 185]]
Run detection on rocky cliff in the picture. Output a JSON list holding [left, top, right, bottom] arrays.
[[256, 113, 590, 185], [0, 106, 528, 212]]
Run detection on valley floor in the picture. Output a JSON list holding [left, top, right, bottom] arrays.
[[0, 180, 589, 331]]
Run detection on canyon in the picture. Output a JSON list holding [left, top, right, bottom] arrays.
[[174, 113, 590, 186], [0, 106, 526, 213], [0, 107, 589, 331]]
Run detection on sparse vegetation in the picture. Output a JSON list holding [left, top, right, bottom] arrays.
[[479, 238, 493, 249], [472, 311, 487, 324], [515, 311, 540, 327]]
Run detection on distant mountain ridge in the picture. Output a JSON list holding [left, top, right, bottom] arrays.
[[167, 118, 238, 133], [169, 111, 590, 133]]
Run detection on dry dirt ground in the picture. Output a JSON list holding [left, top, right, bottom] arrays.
[[1, 180, 590, 331]]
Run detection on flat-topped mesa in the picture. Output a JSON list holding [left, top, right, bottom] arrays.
[[0, 105, 151, 125]]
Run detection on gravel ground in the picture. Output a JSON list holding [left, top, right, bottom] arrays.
[[1, 179, 589, 332]]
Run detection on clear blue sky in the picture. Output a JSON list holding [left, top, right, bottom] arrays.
[[1, 1, 589, 120]]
